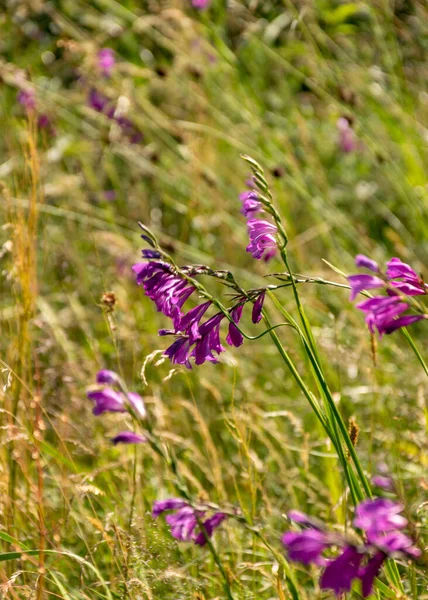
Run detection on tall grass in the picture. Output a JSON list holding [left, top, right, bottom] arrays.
[[1, 0, 428, 598]]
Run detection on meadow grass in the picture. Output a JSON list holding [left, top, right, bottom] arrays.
[[1, 1, 428, 598]]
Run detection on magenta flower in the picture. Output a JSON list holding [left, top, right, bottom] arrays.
[[252, 291, 265, 323], [240, 191, 262, 218], [353, 498, 407, 538], [88, 89, 142, 143], [386, 257, 428, 295], [88, 388, 127, 415], [133, 261, 196, 329], [152, 498, 226, 545], [355, 254, 379, 273], [246, 219, 278, 261], [112, 431, 146, 445], [226, 305, 244, 348], [282, 497, 420, 598], [98, 48, 115, 77], [337, 117, 357, 153], [282, 530, 330, 566], [349, 254, 427, 336], [17, 89, 36, 111], [348, 274, 385, 301], [191, 0, 211, 9], [87, 370, 146, 444]]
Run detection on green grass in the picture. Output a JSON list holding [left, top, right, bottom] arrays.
[[1, 0, 428, 598]]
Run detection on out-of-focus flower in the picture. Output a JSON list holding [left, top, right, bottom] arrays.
[[353, 498, 407, 539], [88, 88, 142, 143], [321, 546, 363, 595], [112, 431, 146, 445], [337, 117, 357, 153], [17, 89, 36, 111], [348, 255, 427, 336], [98, 48, 115, 77], [152, 498, 226, 545], [191, 0, 211, 9], [355, 254, 379, 273], [372, 475, 394, 492], [240, 191, 262, 218], [282, 497, 420, 598], [87, 370, 146, 443], [246, 219, 278, 261], [282, 529, 330, 566]]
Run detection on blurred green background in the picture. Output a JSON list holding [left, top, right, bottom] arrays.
[[1, 1, 428, 598]]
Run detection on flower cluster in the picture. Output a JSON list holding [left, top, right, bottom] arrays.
[[132, 255, 266, 368], [87, 370, 146, 445], [239, 181, 278, 262], [153, 498, 226, 546], [282, 498, 420, 598], [88, 89, 142, 144], [348, 255, 427, 336]]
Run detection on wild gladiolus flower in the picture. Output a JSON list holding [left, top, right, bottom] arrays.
[[98, 48, 115, 77], [132, 261, 196, 329], [239, 191, 262, 218], [349, 254, 427, 336], [282, 498, 420, 598], [152, 498, 226, 546], [87, 370, 146, 444], [246, 219, 278, 261], [134, 249, 268, 367]]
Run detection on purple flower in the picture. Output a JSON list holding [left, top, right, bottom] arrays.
[[355, 254, 379, 273], [152, 498, 226, 545], [320, 546, 363, 596], [353, 498, 407, 539], [226, 305, 244, 348], [152, 498, 189, 517], [88, 88, 112, 114], [372, 475, 394, 491], [337, 117, 357, 153], [191, 0, 211, 9], [112, 431, 146, 445], [349, 254, 427, 336], [88, 89, 142, 143], [283, 498, 421, 598], [194, 512, 227, 546], [240, 191, 262, 218], [386, 257, 427, 295], [246, 219, 278, 261], [348, 274, 385, 301], [360, 551, 385, 598], [132, 261, 196, 329], [373, 531, 421, 557], [17, 89, 36, 111], [191, 313, 225, 365], [96, 369, 122, 385], [282, 530, 330, 566], [88, 371, 146, 419], [87, 388, 126, 415], [356, 296, 409, 335], [98, 48, 115, 77], [252, 292, 265, 324]]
